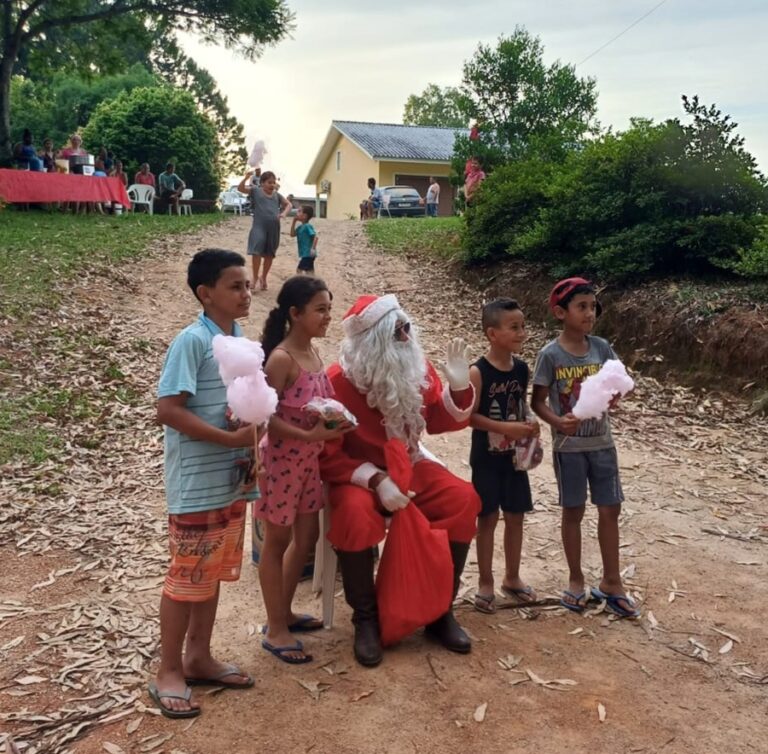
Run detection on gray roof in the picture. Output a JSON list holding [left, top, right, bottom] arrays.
[[334, 121, 468, 161]]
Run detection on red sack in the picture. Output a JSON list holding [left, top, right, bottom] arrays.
[[375, 440, 453, 647]]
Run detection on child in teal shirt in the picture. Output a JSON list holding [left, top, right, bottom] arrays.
[[290, 205, 318, 275]]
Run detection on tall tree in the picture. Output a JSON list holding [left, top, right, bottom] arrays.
[[0, 1, 293, 163], [458, 27, 598, 164], [151, 38, 247, 177], [82, 85, 222, 198], [402, 84, 468, 128], [10, 64, 158, 149]]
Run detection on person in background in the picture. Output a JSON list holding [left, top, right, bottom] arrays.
[[291, 205, 319, 275], [159, 162, 186, 214], [59, 133, 87, 159], [13, 129, 43, 171], [111, 159, 128, 187], [238, 167, 291, 291], [134, 163, 156, 189], [464, 158, 486, 205], [425, 176, 440, 217], [361, 177, 382, 220], [39, 138, 56, 172]]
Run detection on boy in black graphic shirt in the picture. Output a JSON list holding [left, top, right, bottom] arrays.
[[532, 277, 639, 618], [469, 299, 540, 614]]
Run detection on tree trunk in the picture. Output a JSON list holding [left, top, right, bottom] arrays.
[[0, 53, 15, 166]]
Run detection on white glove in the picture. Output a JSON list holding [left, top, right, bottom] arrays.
[[375, 476, 414, 512], [439, 337, 471, 391]]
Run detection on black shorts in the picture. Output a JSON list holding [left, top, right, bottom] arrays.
[[472, 461, 533, 517], [297, 257, 315, 272]]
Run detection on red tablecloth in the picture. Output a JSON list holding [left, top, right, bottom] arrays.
[[0, 169, 131, 206]]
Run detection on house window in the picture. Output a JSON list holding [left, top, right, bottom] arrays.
[[335, 150, 341, 172]]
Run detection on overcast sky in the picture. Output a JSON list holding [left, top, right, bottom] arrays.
[[180, 0, 768, 195]]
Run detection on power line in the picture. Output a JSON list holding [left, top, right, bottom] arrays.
[[577, 0, 669, 67]]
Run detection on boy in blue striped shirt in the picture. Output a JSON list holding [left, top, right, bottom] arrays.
[[150, 249, 258, 718]]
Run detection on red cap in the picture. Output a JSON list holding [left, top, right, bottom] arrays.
[[548, 277, 601, 314], [342, 294, 400, 337]]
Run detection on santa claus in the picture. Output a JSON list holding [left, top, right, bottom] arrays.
[[321, 294, 480, 667]]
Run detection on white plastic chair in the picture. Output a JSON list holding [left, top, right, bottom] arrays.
[[377, 193, 392, 218], [178, 188, 193, 216], [312, 504, 337, 629], [221, 190, 245, 215], [127, 184, 154, 215]]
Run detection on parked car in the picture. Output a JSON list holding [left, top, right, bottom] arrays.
[[379, 185, 425, 217]]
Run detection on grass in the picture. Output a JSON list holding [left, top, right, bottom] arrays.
[[0, 209, 224, 318], [364, 216, 463, 259], [0, 208, 226, 466]]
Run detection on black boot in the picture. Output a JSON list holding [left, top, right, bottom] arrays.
[[424, 541, 471, 654], [336, 548, 383, 667]]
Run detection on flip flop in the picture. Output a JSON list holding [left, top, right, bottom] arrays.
[[590, 587, 640, 618], [501, 585, 537, 604], [473, 592, 496, 614], [185, 663, 254, 689], [262, 639, 313, 664], [147, 682, 200, 719], [288, 614, 324, 633], [559, 589, 587, 613]]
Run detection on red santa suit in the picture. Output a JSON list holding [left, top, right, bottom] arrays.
[[320, 360, 480, 552]]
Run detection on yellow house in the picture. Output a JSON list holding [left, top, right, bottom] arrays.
[[305, 121, 468, 220]]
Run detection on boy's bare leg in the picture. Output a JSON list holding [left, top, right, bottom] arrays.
[[259, 521, 307, 660], [155, 595, 198, 714], [282, 512, 320, 624], [596, 504, 632, 608], [502, 512, 536, 600], [475, 513, 498, 598], [561, 506, 586, 608], [183, 586, 251, 685]]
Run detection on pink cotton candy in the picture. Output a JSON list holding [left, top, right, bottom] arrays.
[[572, 359, 635, 420], [212, 334, 265, 386], [247, 139, 267, 168], [212, 334, 277, 424], [227, 373, 278, 425]]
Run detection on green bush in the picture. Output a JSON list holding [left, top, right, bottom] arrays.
[[463, 106, 768, 280], [82, 86, 222, 199]]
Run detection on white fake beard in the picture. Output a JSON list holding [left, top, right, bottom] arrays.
[[340, 310, 428, 448]]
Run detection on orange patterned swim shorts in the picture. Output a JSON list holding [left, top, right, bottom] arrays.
[[163, 499, 247, 602]]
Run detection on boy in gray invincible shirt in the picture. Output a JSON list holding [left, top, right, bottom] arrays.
[[532, 277, 639, 619]]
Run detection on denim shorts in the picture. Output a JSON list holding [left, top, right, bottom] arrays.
[[553, 448, 624, 508]]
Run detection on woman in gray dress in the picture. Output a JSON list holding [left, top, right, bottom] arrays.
[[238, 168, 291, 290]]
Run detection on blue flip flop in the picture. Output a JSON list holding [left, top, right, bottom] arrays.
[[560, 589, 587, 613], [262, 639, 313, 664], [590, 587, 640, 618], [501, 585, 537, 604], [288, 614, 324, 633], [260, 615, 324, 635]]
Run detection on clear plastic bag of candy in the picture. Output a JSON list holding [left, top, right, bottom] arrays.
[[304, 397, 358, 429]]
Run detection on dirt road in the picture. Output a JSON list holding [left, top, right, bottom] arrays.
[[1, 216, 766, 754]]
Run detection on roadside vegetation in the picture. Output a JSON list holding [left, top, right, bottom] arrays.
[[0, 210, 224, 466], [365, 216, 462, 258]]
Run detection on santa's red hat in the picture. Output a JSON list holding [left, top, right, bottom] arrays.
[[342, 294, 400, 337]]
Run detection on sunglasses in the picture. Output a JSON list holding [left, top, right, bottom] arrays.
[[394, 321, 411, 336]]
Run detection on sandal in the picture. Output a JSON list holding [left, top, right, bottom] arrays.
[[147, 682, 200, 719], [473, 592, 496, 614], [501, 584, 537, 604]]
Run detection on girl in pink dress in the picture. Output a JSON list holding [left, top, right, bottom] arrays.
[[256, 276, 351, 664]]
